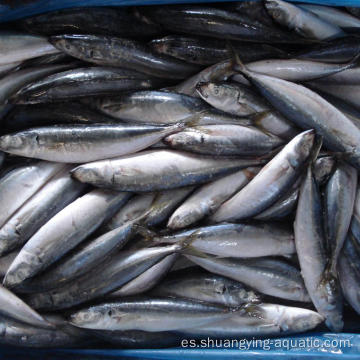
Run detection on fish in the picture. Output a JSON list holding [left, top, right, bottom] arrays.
[[0, 165, 86, 256], [299, 4, 360, 31], [294, 161, 343, 331], [350, 185, 360, 242], [155, 222, 295, 258], [2, 102, 116, 134], [180, 303, 323, 337], [307, 67, 360, 85], [18, 52, 73, 69], [108, 254, 178, 297], [0, 314, 89, 348], [0, 62, 21, 78], [21, 7, 162, 38], [0, 32, 59, 65], [13, 221, 135, 294], [3, 189, 130, 288], [0, 161, 65, 230], [196, 82, 299, 139], [71, 149, 266, 192], [325, 162, 357, 272], [96, 90, 208, 124], [150, 268, 260, 306], [185, 255, 310, 302], [150, 36, 286, 65], [69, 297, 234, 332], [0, 250, 18, 278], [0, 123, 184, 163], [26, 244, 187, 310], [234, 58, 360, 169], [50, 35, 201, 80], [145, 5, 306, 43], [164, 124, 284, 156], [265, 0, 345, 40], [11, 67, 164, 104], [0, 284, 52, 329], [210, 130, 315, 222], [167, 167, 259, 229], [0, 64, 73, 104]]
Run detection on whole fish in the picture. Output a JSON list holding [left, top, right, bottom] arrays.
[[91, 329, 180, 348], [210, 130, 315, 223], [150, 36, 286, 65], [3, 189, 130, 288], [0, 315, 89, 348], [0, 64, 72, 104], [0, 284, 52, 329], [300, 4, 360, 31], [0, 32, 59, 65], [168, 167, 259, 229], [294, 163, 343, 331], [180, 303, 323, 337], [50, 35, 201, 80], [0, 161, 65, 229], [235, 59, 360, 169], [164, 124, 284, 156], [185, 255, 310, 302], [22, 7, 162, 38], [70, 297, 234, 332], [109, 254, 178, 297], [145, 6, 305, 43], [11, 67, 163, 104], [0, 166, 86, 256], [151, 268, 260, 306], [26, 244, 186, 310], [265, 0, 345, 40], [3, 102, 115, 134], [97, 91, 208, 124], [0, 123, 184, 163], [71, 149, 266, 192], [14, 221, 135, 294], [298, 37, 360, 63], [325, 162, 357, 272], [196, 82, 299, 139], [155, 222, 295, 258]]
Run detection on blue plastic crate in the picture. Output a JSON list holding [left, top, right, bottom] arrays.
[[0, 0, 359, 358]]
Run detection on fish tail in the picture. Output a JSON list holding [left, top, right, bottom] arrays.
[[226, 40, 247, 74]]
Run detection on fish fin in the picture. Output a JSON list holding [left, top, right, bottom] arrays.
[[309, 134, 323, 168], [226, 40, 248, 74], [174, 232, 211, 259], [133, 224, 158, 241]]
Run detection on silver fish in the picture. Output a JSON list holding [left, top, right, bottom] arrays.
[[4, 189, 130, 288], [71, 149, 266, 192], [168, 167, 259, 229], [235, 60, 360, 169], [0, 250, 17, 278], [26, 244, 186, 310], [150, 268, 260, 306], [307, 68, 360, 85], [325, 162, 357, 272], [69, 297, 234, 332], [294, 163, 343, 331], [0, 166, 86, 256], [210, 130, 315, 222], [186, 255, 310, 302], [156, 222, 295, 258], [14, 221, 135, 294], [164, 124, 284, 156], [0, 123, 184, 163], [0, 161, 65, 229], [108, 254, 178, 297], [0, 32, 59, 65], [265, 0, 345, 40]]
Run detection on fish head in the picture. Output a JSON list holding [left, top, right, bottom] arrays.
[[0, 133, 29, 153], [225, 283, 261, 305], [71, 164, 102, 184], [149, 38, 170, 55], [196, 82, 229, 101], [289, 129, 316, 168], [264, 0, 289, 25], [163, 130, 199, 148], [70, 308, 104, 329]]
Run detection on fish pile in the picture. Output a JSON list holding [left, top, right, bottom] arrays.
[[0, 0, 359, 349]]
